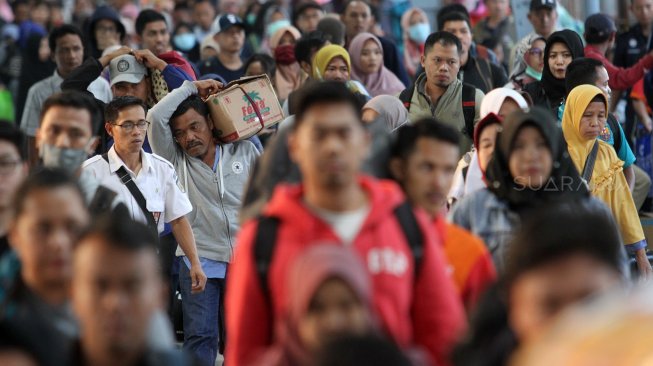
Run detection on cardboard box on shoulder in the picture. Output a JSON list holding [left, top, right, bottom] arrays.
[[205, 74, 284, 143]]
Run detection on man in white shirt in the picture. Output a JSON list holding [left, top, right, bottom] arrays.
[[21, 24, 112, 167], [82, 96, 206, 293]]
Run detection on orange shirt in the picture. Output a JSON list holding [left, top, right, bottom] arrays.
[[435, 217, 497, 311]]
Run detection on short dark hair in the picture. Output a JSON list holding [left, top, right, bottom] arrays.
[[104, 96, 147, 124], [41, 91, 102, 136], [171, 95, 209, 122], [0, 122, 26, 161], [48, 24, 85, 57], [391, 118, 460, 160], [244, 53, 276, 78], [135, 9, 167, 36], [295, 31, 328, 65], [343, 0, 372, 15], [77, 212, 158, 254], [13, 168, 84, 218], [438, 11, 471, 31], [565, 57, 604, 94], [316, 18, 345, 45], [424, 31, 462, 56], [504, 202, 624, 285], [293, 1, 323, 25], [437, 3, 470, 29], [294, 81, 363, 129]]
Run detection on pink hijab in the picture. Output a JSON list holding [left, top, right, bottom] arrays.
[[255, 244, 375, 366], [270, 26, 305, 102], [349, 33, 405, 97]]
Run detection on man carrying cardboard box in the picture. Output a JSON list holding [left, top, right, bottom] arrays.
[[146, 79, 260, 365]]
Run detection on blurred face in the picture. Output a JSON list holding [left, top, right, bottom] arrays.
[[508, 126, 553, 189], [0, 350, 38, 366], [296, 8, 324, 34], [509, 253, 620, 342], [0, 141, 26, 209], [477, 124, 500, 172], [220, 0, 243, 15], [526, 39, 546, 72], [38, 37, 51, 62], [193, 1, 216, 30], [53, 34, 84, 77], [37, 105, 96, 155], [498, 98, 521, 119], [31, 4, 50, 26], [393, 137, 459, 216], [343, 1, 372, 39], [297, 278, 370, 351], [528, 8, 558, 37], [245, 61, 265, 76], [289, 102, 369, 190], [9, 186, 89, 299], [548, 42, 572, 79], [216, 26, 245, 54], [73, 238, 164, 358], [141, 20, 170, 55], [486, 0, 509, 19], [421, 43, 461, 89], [409, 10, 427, 26], [579, 101, 607, 140], [278, 32, 296, 47], [171, 108, 214, 159], [324, 57, 350, 82], [111, 78, 150, 102], [594, 66, 611, 104], [359, 39, 383, 74], [442, 20, 472, 56], [632, 0, 653, 27], [106, 105, 147, 155], [94, 19, 120, 51]]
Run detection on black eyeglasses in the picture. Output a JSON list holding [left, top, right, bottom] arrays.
[[113, 120, 150, 132]]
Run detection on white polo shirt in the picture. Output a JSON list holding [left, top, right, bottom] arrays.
[[81, 146, 193, 234]]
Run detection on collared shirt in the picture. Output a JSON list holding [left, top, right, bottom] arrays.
[[81, 146, 192, 234], [614, 23, 653, 69], [20, 70, 112, 137]]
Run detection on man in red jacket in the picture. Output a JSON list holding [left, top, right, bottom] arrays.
[[226, 82, 466, 366]]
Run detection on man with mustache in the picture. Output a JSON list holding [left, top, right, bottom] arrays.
[[81, 96, 206, 299], [147, 79, 260, 365]]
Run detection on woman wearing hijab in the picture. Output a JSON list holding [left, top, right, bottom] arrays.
[[256, 245, 378, 366], [523, 30, 584, 117], [270, 26, 306, 102], [562, 84, 653, 277], [15, 34, 54, 123], [401, 8, 430, 80], [449, 88, 529, 206], [349, 32, 405, 97], [312, 44, 370, 101], [361, 95, 409, 131], [450, 107, 593, 270]]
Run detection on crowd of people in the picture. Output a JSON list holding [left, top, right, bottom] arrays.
[[2, 0, 653, 365]]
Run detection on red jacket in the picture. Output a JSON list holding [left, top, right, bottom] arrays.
[[226, 177, 466, 366], [585, 44, 653, 91]]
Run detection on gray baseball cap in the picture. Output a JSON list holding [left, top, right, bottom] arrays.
[[109, 55, 147, 86]]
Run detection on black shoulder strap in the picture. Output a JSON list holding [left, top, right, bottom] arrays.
[[393, 201, 423, 277], [398, 85, 415, 112], [88, 185, 118, 216], [582, 141, 600, 184], [461, 83, 477, 138], [102, 154, 158, 238], [607, 113, 622, 154], [254, 216, 280, 303]]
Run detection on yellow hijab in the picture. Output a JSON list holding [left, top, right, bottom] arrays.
[[562, 84, 644, 245], [312, 44, 351, 80]]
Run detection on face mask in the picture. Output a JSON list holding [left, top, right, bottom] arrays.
[[274, 44, 296, 65], [39, 142, 92, 174], [246, 13, 257, 26], [267, 19, 291, 38], [525, 65, 542, 80], [174, 33, 196, 52], [408, 23, 430, 44]]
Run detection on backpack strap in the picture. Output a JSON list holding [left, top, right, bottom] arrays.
[[461, 83, 477, 139], [607, 113, 622, 154], [253, 215, 280, 342], [582, 141, 600, 184], [393, 201, 424, 278], [398, 85, 415, 112]]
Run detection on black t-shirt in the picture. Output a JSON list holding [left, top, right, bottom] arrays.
[[198, 56, 245, 83]]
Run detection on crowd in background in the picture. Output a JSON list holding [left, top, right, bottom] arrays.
[[3, 0, 653, 365]]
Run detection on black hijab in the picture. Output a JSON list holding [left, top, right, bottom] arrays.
[[15, 34, 55, 123], [484, 107, 589, 209], [541, 30, 585, 107]]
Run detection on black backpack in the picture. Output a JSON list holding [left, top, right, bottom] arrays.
[[253, 201, 424, 308], [398, 78, 477, 139], [606, 113, 623, 154]]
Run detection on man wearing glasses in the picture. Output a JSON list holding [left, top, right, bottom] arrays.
[[81, 96, 207, 295]]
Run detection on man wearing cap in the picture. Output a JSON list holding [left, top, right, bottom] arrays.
[[509, 0, 559, 75], [293, 1, 324, 34], [199, 14, 246, 82], [21, 24, 112, 167], [584, 13, 653, 91]]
